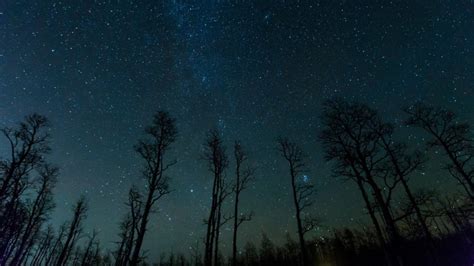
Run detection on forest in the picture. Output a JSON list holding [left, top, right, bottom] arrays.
[[0, 99, 472, 266]]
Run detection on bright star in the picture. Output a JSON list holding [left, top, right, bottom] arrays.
[[302, 175, 309, 182]]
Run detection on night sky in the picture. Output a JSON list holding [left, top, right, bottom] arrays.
[[1, 0, 474, 261]]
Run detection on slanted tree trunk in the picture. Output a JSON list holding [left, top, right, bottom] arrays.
[[405, 103, 474, 199], [81, 230, 98, 266], [319, 99, 406, 265], [130, 111, 177, 265], [56, 197, 87, 266], [11, 165, 57, 265]]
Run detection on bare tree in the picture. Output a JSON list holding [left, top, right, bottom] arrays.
[[81, 229, 99, 266], [370, 119, 435, 247], [114, 214, 132, 266], [0, 114, 51, 263], [405, 103, 474, 200], [115, 187, 143, 266], [45, 223, 67, 265], [213, 174, 232, 266], [10, 164, 58, 265], [130, 111, 178, 265], [433, 193, 473, 237], [319, 99, 403, 266], [231, 141, 255, 266], [31, 225, 55, 265], [203, 129, 229, 266], [71, 246, 81, 265], [56, 196, 88, 266], [277, 137, 316, 266], [91, 241, 102, 265], [0, 114, 50, 201]]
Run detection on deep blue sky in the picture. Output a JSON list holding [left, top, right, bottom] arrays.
[[1, 0, 473, 261]]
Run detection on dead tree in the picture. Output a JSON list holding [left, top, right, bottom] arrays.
[[405, 103, 474, 200], [114, 215, 132, 266], [319, 99, 403, 266], [91, 241, 102, 265], [56, 196, 88, 266], [203, 129, 228, 266], [0, 114, 50, 201], [435, 194, 473, 236], [45, 223, 67, 265], [10, 164, 58, 265], [213, 175, 232, 266], [0, 114, 51, 263], [31, 225, 55, 265], [231, 141, 255, 266], [393, 189, 436, 236], [81, 229, 99, 266], [130, 111, 178, 265], [277, 137, 316, 266], [371, 120, 435, 246], [71, 246, 82, 265], [115, 187, 143, 266]]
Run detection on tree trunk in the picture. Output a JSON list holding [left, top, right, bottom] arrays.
[[290, 166, 308, 266], [130, 188, 154, 265], [204, 174, 219, 266], [214, 196, 222, 266], [231, 188, 240, 266], [356, 178, 397, 266]]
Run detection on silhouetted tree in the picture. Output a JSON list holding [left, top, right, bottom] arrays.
[[10, 164, 57, 265], [319, 99, 403, 266], [45, 223, 67, 265], [434, 193, 472, 237], [259, 233, 276, 266], [115, 186, 143, 266], [81, 229, 99, 266], [242, 241, 258, 266], [370, 113, 436, 251], [90, 240, 102, 266], [231, 141, 255, 266], [405, 103, 474, 200], [2, 105, 473, 266], [56, 196, 88, 266], [0, 114, 50, 200], [213, 169, 232, 266], [277, 137, 317, 266], [71, 246, 81, 265], [31, 225, 55, 265], [0, 114, 52, 264], [281, 233, 299, 265], [130, 111, 178, 265], [202, 129, 229, 266], [392, 189, 436, 238]]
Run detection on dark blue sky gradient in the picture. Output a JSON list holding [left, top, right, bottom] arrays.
[[1, 0, 473, 260]]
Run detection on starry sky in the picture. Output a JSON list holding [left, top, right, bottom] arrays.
[[1, 0, 474, 261]]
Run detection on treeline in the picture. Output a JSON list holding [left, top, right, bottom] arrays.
[[0, 99, 472, 266]]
